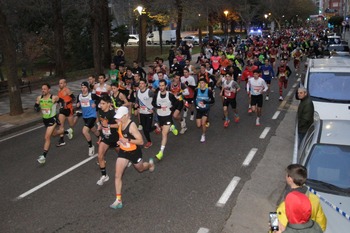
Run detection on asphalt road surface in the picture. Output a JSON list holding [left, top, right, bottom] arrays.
[[0, 65, 300, 233]]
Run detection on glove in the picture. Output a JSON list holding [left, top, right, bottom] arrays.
[[34, 103, 40, 112]]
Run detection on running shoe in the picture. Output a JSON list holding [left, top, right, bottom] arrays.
[[248, 108, 252, 113], [279, 96, 283, 101], [154, 123, 161, 134], [224, 120, 230, 128], [96, 175, 109, 186], [184, 101, 189, 108], [170, 125, 178, 135], [88, 146, 95, 156], [265, 96, 269, 101], [149, 158, 155, 172], [110, 200, 123, 209], [56, 141, 66, 147], [67, 128, 74, 140], [190, 114, 194, 121], [180, 119, 186, 129], [155, 151, 163, 160], [144, 142, 153, 149], [183, 110, 188, 118], [179, 127, 187, 134], [37, 155, 46, 164], [234, 114, 240, 123], [256, 118, 261, 126], [138, 125, 143, 131], [200, 135, 206, 143], [205, 122, 210, 127]]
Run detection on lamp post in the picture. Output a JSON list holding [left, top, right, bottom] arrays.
[[224, 10, 229, 42], [136, 6, 146, 66]]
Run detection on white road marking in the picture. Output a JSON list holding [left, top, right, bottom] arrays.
[[0, 125, 44, 143], [216, 176, 241, 207], [242, 148, 258, 166], [197, 227, 210, 233], [272, 111, 280, 120], [16, 154, 97, 200], [259, 127, 271, 139]]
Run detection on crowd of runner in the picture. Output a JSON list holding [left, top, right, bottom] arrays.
[[34, 26, 332, 209]]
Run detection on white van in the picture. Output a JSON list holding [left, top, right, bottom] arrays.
[[303, 57, 350, 120]]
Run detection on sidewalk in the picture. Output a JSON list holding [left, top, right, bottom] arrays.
[[0, 78, 86, 137]]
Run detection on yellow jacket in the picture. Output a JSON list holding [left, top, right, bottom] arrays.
[[277, 190, 327, 232]]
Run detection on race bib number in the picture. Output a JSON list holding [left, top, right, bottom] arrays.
[[81, 99, 90, 107], [263, 70, 270, 75], [102, 127, 111, 136], [111, 75, 116, 81], [198, 101, 205, 108], [42, 108, 50, 115]]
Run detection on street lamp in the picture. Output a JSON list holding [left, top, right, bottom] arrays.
[[224, 10, 229, 42], [136, 6, 146, 66]]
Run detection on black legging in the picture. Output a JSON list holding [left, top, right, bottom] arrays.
[[140, 113, 156, 142]]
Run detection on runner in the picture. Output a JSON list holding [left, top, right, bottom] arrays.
[[56, 79, 77, 147], [181, 68, 197, 121], [34, 83, 71, 164], [135, 79, 157, 148], [96, 95, 119, 186], [276, 59, 292, 101], [260, 59, 275, 101], [246, 69, 268, 126], [76, 82, 100, 156], [194, 79, 215, 142], [109, 106, 155, 209], [221, 73, 241, 128], [291, 48, 303, 76], [169, 73, 187, 134], [152, 79, 179, 160]]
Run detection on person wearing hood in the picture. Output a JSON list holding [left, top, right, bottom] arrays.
[[276, 164, 327, 232], [278, 191, 323, 233]]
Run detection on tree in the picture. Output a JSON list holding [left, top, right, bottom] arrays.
[[149, 12, 170, 54], [0, 2, 23, 115], [53, 0, 65, 78], [111, 25, 129, 51], [90, 0, 103, 75], [101, 0, 111, 69]]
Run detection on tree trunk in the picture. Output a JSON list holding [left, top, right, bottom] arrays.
[[53, 0, 65, 79], [198, 27, 202, 45], [90, 0, 102, 75], [0, 6, 23, 115], [101, 0, 111, 69], [175, 0, 183, 48], [158, 27, 163, 55]]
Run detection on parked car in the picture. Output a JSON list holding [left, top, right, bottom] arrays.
[[324, 44, 350, 56], [182, 36, 199, 45], [303, 57, 350, 120], [295, 119, 350, 233], [202, 35, 223, 44], [127, 34, 139, 45]]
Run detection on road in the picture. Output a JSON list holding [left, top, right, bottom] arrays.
[[0, 64, 300, 233]]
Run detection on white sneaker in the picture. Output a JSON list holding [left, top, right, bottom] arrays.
[[180, 119, 186, 129], [279, 96, 283, 101], [89, 146, 95, 156], [180, 127, 187, 134], [67, 128, 74, 140], [256, 118, 261, 126], [37, 155, 46, 164], [183, 110, 188, 118], [190, 114, 194, 121], [96, 175, 109, 186], [200, 135, 205, 143], [265, 96, 269, 101], [138, 125, 143, 130]]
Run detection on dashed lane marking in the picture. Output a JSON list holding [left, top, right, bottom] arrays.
[[272, 111, 280, 120], [242, 148, 258, 167], [197, 227, 210, 233], [216, 176, 241, 207], [259, 127, 271, 139]]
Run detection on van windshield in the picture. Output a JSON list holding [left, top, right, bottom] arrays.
[[308, 72, 350, 102]]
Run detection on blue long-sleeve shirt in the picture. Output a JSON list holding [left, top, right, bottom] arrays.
[[260, 65, 275, 81]]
